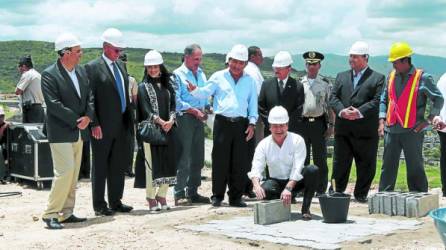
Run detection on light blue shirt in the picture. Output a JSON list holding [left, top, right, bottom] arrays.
[[173, 63, 208, 112], [352, 67, 368, 89], [191, 68, 258, 124]]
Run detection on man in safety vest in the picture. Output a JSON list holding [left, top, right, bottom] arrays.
[[378, 42, 444, 192]]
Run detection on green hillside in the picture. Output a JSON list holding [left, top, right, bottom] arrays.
[[0, 40, 310, 94], [10, 40, 446, 94], [292, 53, 446, 81]]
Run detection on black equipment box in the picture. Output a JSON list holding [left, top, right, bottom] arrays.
[[8, 123, 53, 188]]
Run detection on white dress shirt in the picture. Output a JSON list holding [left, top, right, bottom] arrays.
[[248, 132, 306, 182], [437, 72, 446, 132], [244, 61, 264, 95], [63, 67, 81, 97]]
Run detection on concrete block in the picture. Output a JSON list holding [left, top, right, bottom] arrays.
[[371, 192, 386, 214], [382, 192, 400, 216], [254, 200, 291, 225], [395, 193, 415, 216], [405, 193, 439, 218]]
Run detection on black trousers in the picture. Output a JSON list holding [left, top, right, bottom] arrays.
[[330, 134, 378, 198], [300, 117, 328, 193], [79, 141, 91, 178], [261, 165, 319, 214], [23, 104, 45, 123], [91, 128, 131, 210], [212, 115, 250, 201], [440, 132, 446, 195]]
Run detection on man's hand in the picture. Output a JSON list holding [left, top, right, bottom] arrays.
[[186, 80, 197, 92], [253, 184, 266, 200], [77, 116, 90, 130], [340, 106, 361, 120], [433, 116, 446, 131], [91, 126, 103, 140], [378, 119, 385, 137], [245, 124, 255, 141], [280, 188, 292, 205], [186, 108, 207, 121]]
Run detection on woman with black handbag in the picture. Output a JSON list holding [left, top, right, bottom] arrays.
[[136, 50, 177, 211]]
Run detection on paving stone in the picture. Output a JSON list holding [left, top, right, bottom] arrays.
[[405, 193, 439, 218]]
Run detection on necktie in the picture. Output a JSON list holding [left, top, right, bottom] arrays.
[[112, 62, 126, 113], [279, 80, 285, 94]]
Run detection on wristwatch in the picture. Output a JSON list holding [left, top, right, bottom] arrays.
[[285, 186, 293, 192]]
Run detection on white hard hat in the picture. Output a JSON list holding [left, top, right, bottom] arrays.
[[225, 53, 230, 64], [54, 33, 81, 51], [272, 51, 293, 68], [268, 106, 289, 124], [101, 28, 126, 48], [228, 44, 248, 61], [144, 50, 163, 66], [349, 41, 369, 55]]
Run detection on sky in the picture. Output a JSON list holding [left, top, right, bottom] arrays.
[[1, 0, 446, 57]]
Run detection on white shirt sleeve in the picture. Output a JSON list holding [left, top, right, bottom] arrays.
[[289, 136, 306, 182], [247, 140, 266, 180], [16, 71, 32, 91]]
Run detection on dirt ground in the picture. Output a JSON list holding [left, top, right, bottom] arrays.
[[0, 168, 444, 249]]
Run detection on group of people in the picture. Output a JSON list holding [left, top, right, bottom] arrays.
[[9, 27, 446, 229]]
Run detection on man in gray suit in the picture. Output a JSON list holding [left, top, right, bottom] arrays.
[[329, 41, 385, 203], [41, 33, 95, 229]]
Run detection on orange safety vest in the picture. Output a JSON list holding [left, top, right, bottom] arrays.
[[386, 69, 422, 128]]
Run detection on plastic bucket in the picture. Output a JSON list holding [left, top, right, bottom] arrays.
[[318, 193, 351, 223], [429, 207, 446, 246]]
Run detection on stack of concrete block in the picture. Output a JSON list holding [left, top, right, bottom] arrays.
[[254, 200, 291, 225], [368, 192, 439, 217]]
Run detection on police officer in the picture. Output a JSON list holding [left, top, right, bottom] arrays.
[[300, 51, 333, 194], [378, 42, 444, 192], [16, 55, 45, 123]]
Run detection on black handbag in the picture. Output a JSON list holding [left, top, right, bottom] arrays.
[[137, 120, 168, 145]]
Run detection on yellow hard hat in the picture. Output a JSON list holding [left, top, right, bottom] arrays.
[[388, 42, 413, 62]]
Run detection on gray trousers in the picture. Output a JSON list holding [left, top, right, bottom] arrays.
[[379, 131, 427, 192], [174, 114, 205, 198]]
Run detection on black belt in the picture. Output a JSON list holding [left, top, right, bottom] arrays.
[[31, 103, 42, 106], [216, 114, 247, 123], [302, 115, 324, 122]]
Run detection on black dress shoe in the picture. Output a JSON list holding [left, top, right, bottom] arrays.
[[229, 199, 247, 207], [43, 218, 64, 230], [211, 197, 222, 207], [95, 207, 115, 216], [188, 194, 211, 204], [60, 215, 87, 223], [111, 204, 133, 213], [355, 196, 368, 203]]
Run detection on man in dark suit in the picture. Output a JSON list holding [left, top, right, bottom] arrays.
[[85, 28, 133, 216], [329, 41, 385, 203], [259, 51, 305, 136], [41, 33, 95, 229]]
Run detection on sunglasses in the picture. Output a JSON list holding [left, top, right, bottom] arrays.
[[114, 48, 123, 54]]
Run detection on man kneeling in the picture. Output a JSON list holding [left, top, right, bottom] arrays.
[[248, 106, 318, 220]]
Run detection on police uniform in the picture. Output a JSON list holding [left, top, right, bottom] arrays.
[[299, 51, 332, 194]]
